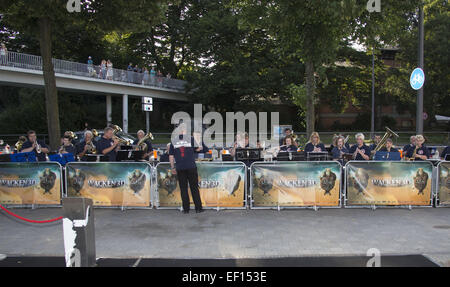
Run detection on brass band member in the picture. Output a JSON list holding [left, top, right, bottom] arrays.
[[280, 128, 298, 147], [304, 132, 326, 153], [193, 131, 209, 158], [76, 130, 97, 160], [369, 134, 382, 152], [331, 136, 349, 161], [96, 127, 120, 162], [21, 130, 49, 162], [279, 136, 297, 152], [59, 135, 76, 156], [133, 130, 153, 160], [441, 145, 450, 160], [230, 132, 250, 158], [349, 133, 371, 161], [403, 136, 416, 154], [380, 138, 398, 153], [405, 135, 430, 161]]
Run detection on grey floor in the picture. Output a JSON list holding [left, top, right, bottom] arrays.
[[1, 207, 449, 266]]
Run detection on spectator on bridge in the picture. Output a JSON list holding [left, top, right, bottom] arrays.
[[157, 70, 163, 87], [87, 56, 95, 77], [164, 73, 171, 88], [150, 66, 156, 85], [0, 43, 7, 65], [106, 60, 113, 80], [100, 59, 107, 79], [142, 67, 149, 85], [127, 63, 133, 82], [133, 65, 140, 84]]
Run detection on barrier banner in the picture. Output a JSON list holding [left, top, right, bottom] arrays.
[[66, 162, 151, 207], [346, 161, 433, 206], [251, 162, 341, 207], [156, 162, 246, 208], [438, 162, 450, 205], [0, 162, 62, 205]]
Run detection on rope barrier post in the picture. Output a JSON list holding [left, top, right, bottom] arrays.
[[62, 197, 96, 267]]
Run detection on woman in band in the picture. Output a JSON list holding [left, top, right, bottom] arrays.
[[380, 138, 398, 153], [76, 130, 97, 161], [304, 132, 326, 153], [349, 133, 371, 161], [405, 135, 430, 161], [279, 136, 297, 152], [331, 136, 349, 161]]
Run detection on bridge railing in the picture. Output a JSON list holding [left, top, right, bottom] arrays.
[[0, 51, 186, 91]]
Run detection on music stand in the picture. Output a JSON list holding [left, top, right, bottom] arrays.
[[277, 151, 305, 161], [236, 148, 262, 161], [374, 151, 401, 161], [222, 154, 233, 161], [307, 152, 329, 161], [117, 150, 144, 162], [342, 153, 354, 162]]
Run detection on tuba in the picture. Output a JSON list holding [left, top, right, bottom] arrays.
[[373, 127, 399, 153], [15, 136, 27, 152], [137, 132, 154, 152], [111, 125, 135, 146]]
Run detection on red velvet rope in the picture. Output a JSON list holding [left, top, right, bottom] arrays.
[[0, 205, 62, 224]]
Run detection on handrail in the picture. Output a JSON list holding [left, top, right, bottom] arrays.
[[0, 50, 186, 91]]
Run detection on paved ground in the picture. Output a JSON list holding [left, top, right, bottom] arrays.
[[1, 207, 449, 266]]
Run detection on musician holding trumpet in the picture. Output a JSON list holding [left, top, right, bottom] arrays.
[[76, 130, 97, 160], [405, 135, 430, 161], [331, 136, 349, 162], [97, 127, 120, 162], [349, 133, 371, 161], [21, 130, 49, 162]]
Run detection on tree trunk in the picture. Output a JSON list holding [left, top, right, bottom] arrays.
[[305, 60, 315, 137], [39, 17, 61, 150]]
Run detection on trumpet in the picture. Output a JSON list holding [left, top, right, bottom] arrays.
[[35, 140, 42, 154]]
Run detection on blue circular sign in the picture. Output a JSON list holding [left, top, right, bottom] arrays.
[[410, 68, 425, 90]]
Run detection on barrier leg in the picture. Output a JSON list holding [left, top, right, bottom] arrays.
[[62, 197, 96, 267]]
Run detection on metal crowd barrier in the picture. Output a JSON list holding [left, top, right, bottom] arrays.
[[1, 160, 449, 211], [249, 161, 343, 210], [343, 161, 435, 209], [154, 161, 247, 210], [436, 161, 450, 207]]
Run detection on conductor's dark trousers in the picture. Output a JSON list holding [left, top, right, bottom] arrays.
[[177, 167, 203, 211]]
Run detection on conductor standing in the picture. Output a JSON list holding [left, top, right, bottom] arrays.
[[169, 123, 204, 214]]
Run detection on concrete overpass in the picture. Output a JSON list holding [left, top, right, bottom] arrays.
[[0, 51, 189, 132]]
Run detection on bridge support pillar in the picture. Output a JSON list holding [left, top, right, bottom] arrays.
[[123, 94, 128, 133], [106, 95, 112, 126]]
